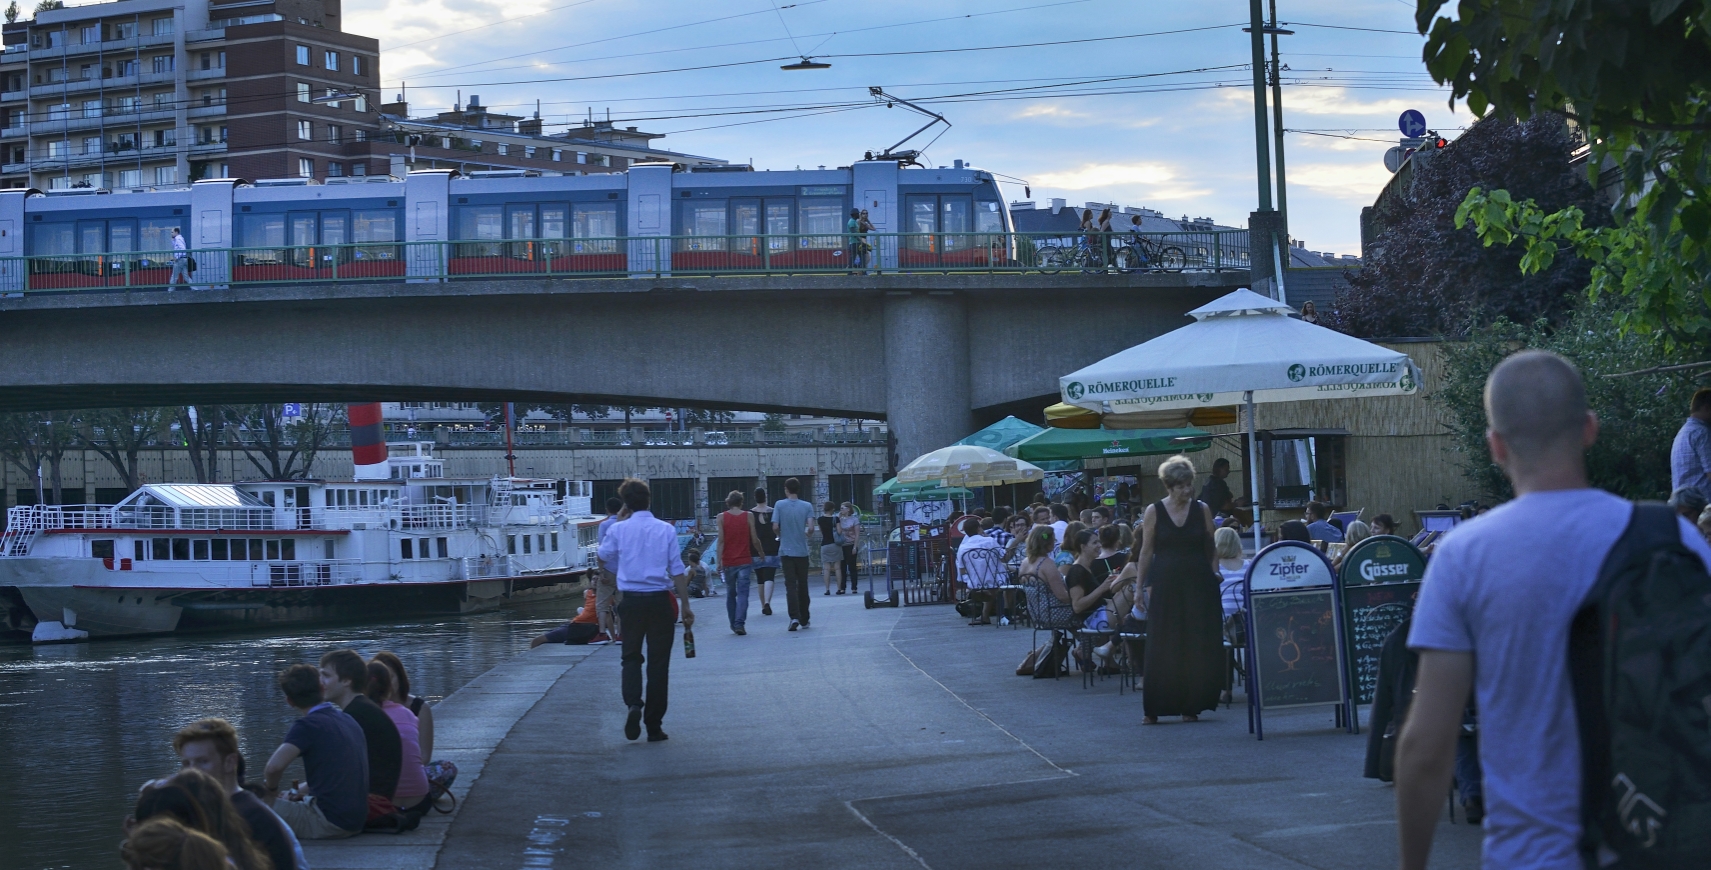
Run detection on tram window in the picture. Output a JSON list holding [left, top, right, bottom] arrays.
[[400, 539, 413, 559], [140, 220, 175, 255], [572, 203, 619, 251], [906, 195, 936, 250], [798, 197, 842, 249], [732, 200, 759, 237], [353, 210, 396, 243], [91, 539, 114, 559], [29, 223, 74, 256], [321, 212, 347, 247], [678, 200, 727, 251], [281, 539, 295, 560], [976, 200, 1003, 233], [110, 221, 135, 254], [212, 539, 228, 560], [238, 214, 286, 261], [455, 206, 503, 257], [172, 538, 190, 560], [436, 537, 448, 558], [192, 539, 209, 560], [940, 196, 972, 249]]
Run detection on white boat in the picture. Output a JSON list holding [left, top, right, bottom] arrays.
[[0, 443, 602, 642]]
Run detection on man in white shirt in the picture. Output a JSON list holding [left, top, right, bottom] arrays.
[[955, 517, 1006, 625], [596, 479, 695, 743], [168, 227, 191, 288]]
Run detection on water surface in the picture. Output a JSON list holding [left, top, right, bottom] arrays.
[[0, 607, 572, 870]]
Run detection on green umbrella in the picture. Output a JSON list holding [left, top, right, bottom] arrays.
[[873, 477, 974, 502], [1003, 427, 1212, 463], [955, 416, 1045, 451]]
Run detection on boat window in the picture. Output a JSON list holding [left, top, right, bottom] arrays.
[[91, 539, 114, 559], [400, 539, 413, 559], [323, 540, 335, 559], [249, 538, 263, 559], [192, 540, 209, 560], [265, 539, 281, 560], [151, 538, 169, 560], [522, 535, 532, 554], [551, 533, 559, 551], [134, 540, 146, 561], [281, 539, 294, 560], [537, 534, 547, 553], [172, 538, 190, 560], [507, 535, 517, 555], [798, 197, 843, 249], [436, 537, 448, 558], [212, 538, 228, 560]]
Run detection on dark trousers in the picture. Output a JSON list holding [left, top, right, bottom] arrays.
[[781, 555, 811, 624], [617, 592, 677, 728], [840, 544, 861, 592]]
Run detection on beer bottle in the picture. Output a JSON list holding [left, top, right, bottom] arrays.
[[683, 629, 696, 659]]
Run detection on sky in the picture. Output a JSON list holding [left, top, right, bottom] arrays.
[[333, 0, 1474, 257]]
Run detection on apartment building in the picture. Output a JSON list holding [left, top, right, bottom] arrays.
[[0, 0, 721, 192]]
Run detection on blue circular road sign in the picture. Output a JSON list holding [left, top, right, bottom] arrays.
[[1398, 109, 1427, 138]]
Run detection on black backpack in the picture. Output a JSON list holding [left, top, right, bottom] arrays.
[[1569, 502, 1711, 868]]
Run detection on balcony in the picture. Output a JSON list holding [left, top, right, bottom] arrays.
[[1, 126, 23, 139], [187, 103, 224, 120], [187, 67, 225, 82], [189, 140, 226, 154], [1, 161, 24, 174], [0, 89, 22, 103]]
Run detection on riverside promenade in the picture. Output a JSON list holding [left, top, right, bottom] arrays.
[[314, 596, 1482, 868]]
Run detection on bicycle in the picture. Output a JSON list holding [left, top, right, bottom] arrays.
[[1035, 237, 1106, 274], [1112, 232, 1187, 273]]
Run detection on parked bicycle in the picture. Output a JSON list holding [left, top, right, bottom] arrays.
[[1112, 231, 1187, 273], [1035, 237, 1105, 274]]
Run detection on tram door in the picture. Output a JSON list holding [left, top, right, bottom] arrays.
[[903, 194, 971, 256], [507, 205, 536, 261], [730, 198, 793, 260], [289, 212, 316, 267], [76, 219, 136, 276]]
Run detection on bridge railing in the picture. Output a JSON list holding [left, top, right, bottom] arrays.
[[0, 230, 1250, 293]]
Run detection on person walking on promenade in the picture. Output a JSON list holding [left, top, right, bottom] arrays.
[[1132, 455, 1224, 724], [598, 479, 695, 742], [750, 488, 779, 616], [1396, 351, 1711, 870], [1671, 388, 1711, 504], [846, 209, 865, 273], [168, 227, 191, 289], [715, 490, 761, 636], [858, 209, 875, 273], [771, 478, 815, 631], [838, 502, 863, 594], [594, 497, 624, 644], [819, 501, 843, 595]]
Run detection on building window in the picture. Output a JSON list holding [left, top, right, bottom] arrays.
[[298, 158, 313, 178], [326, 124, 341, 143], [79, 25, 98, 44], [114, 96, 140, 113], [296, 83, 310, 102], [151, 55, 174, 73], [111, 22, 137, 40], [576, 152, 587, 163], [113, 59, 139, 78], [297, 120, 312, 140], [351, 162, 366, 176], [47, 68, 68, 84], [154, 92, 173, 108], [155, 166, 177, 185], [524, 146, 536, 158], [81, 137, 98, 155], [353, 95, 367, 113], [353, 129, 367, 142], [78, 63, 94, 80], [46, 140, 66, 158], [295, 45, 310, 65], [116, 169, 141, 188], [111, 132, 137, 152], [551, 149, 561, 162], [47, 176, 71, 190], [351, 56, 366, 76], [47, 103, 69, 121], [496, 143, 507, 156], [81, 100, 100, 118], [324, 50, 338, 71], [152, 129, 175, 147], [327, 162, 342, 177], [152, 17, 173, 36]]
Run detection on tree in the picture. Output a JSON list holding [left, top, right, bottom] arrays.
[[32, 0, 60, 12], [1334, 114, 1602, 338], [761, 413, 786, 433], [176, 405, 226, 483], [6, 3, 20, 24], [1436, 299, 1696, 503], [0, 411, 74, 504], [76, 407, 172, 491], [224, 404, 343, 480], [1417, 0, 1711, 353]]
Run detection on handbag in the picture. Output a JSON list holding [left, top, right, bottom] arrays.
[[186, 257, 197, 273]]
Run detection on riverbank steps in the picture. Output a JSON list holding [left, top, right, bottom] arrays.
[[299, 643, 600, 870]]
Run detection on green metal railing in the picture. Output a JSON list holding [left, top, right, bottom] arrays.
[[2, 230, 1250, 294]]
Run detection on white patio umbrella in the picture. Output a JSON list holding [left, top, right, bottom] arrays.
[[1058, 288, 1422, 548], [896, 444, 1045, 487]]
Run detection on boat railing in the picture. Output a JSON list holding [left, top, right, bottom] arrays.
[[462, 554, 515, 580], [5, 503, 283, 532]]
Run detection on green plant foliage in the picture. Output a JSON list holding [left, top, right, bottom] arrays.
[[1436, 301, 1697, 502]]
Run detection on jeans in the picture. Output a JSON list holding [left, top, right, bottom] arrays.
[[723, 565, 753, 629], [1455, 724, 1482, 805], [617, 592, 677, 729], [781, 555, 811, 624], [168, 258, 191, 286]]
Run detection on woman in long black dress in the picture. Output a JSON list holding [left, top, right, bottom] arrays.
[[1134, 455, 1225, 723]]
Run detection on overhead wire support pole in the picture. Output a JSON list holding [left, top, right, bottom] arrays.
[[1248, 0, 1273, 212], [868, 87, 950, 163], [1268, 0, 1291, 241]]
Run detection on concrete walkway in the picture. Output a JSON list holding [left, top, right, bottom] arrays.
[[429, 596, 1482, 869]]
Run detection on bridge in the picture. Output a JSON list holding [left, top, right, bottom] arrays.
[[0, 269, 1248, 466]]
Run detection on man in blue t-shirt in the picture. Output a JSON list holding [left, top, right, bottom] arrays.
[[1397, 351, 1711, 870], [770, 477, 816, 631], [261, 663, 369, 839]]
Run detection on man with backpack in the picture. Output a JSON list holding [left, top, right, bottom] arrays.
[[1396, 350, 1711, 870]]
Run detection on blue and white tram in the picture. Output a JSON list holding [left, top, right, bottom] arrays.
[[0, 159, 1014, 288]]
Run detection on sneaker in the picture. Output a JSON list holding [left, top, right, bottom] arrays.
[[1463, 796, 1485, 824], [589, 632, 611, 645], [762, 604, 772, 616], [789, 620, 800, 632], [836, 590, 845, 595], [734, 627, 746, 636], [647, 729, 669, 742], [624, 705, 643, 741]]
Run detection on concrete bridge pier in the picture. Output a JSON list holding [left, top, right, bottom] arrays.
[[883, 290, 974, 472]]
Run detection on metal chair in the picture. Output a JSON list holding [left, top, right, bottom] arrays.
[[958, 547, 1008, 625], [1022, 574, 1081, 679]]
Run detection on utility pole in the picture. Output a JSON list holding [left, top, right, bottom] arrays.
[[1248, 0, 1272, 213], [1269, 0, 1291, 244]]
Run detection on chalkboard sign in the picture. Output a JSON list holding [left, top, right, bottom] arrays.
[[1250, 591, 1343, 709], [1243, 541, 1345, 739], [1335, 535, 1426, 714]]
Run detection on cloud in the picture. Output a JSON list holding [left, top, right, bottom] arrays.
[[1286, 161, 1397, 202], [1012, 103, 1091, 122], [1030, 162, 1212, 202]]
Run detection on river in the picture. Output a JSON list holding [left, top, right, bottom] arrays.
[[0, 606, 573, 870]]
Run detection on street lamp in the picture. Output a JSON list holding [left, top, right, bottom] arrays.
[[780, 57, 830, 70]]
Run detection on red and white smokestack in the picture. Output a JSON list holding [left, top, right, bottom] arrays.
[[349, 403, 389, 481]]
